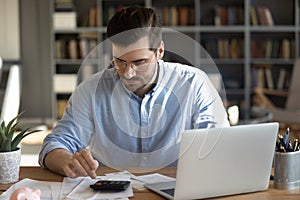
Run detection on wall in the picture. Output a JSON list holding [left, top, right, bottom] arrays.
[[0, 0, 20, 60], [20, 0, 53, 125]]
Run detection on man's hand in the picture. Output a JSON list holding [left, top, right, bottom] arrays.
[[45, 148, 99, 179]]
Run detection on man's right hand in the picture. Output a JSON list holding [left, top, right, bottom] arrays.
[[44, 148, 99, 179]]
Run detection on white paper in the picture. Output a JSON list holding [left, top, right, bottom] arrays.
[[64, 175, 133, 200], [0, 178, 61, 200], [60, 176, 84, 198], [105, 171, 145, 190], [0, 171, 173, 199], [134, 173, 175, 184], [133, 173, 175, 190], [106, 172, 175, 190]]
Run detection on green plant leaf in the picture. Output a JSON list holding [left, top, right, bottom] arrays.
[[0, 111, 40, 152], [11, 128, 40, 151], [0, 121, 6, 143], [6, 123, 19, 141], [4, 112, 23, 137], [0, 139, 11, 152], [0, 128, 6, 141]]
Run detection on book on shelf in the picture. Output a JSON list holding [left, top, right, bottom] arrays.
[[53, 74, 77, 93], [277, 68, 287, 90], [79, 38, 88, 59], [89, 7, 100, 27], [68, 39, 78, 59], [78, 32, 98, 59], [55, 39, 66, 59], [257, 67, 265, 88], [153, 6, 194, 26], [229, 38, 241, 59], [271, 40, 280, 58], [178, 7, 188, 26], [264, 68, 274, 89], [169, 6, 178, 26], [79, 32, 98, 39], [217, 39, 224, 58], [212, 38, 243, 59], [53, 12, 76, 29], [251, 39, 294, 59], [55, 0, 74, 12], [214, 5, 227, 26], [55, 33, 98, 60], [263, 6, 274, 25], [252, 64, 269, 89], [223, 39, 230, 58], [79, 39, 98, 59], [264, 40, 273, 59], [214, 5, 244, 26], [281, 39, 290, 59], [251, 6, 274, 26], [252, 64, 291, 91], [250, 6, 258, 25], [57, 99, 68, 119]]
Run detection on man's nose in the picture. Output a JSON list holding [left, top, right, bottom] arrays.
[[123, 64, 136, 79]]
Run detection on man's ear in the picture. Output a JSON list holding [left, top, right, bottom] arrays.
[[156, 41, 165, 59]]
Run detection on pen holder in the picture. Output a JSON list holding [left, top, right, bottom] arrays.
[[273, 151, 300, 190]]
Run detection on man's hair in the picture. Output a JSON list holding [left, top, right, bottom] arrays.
[[106, 6, 162, 50]]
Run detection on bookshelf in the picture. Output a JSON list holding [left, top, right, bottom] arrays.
[[50, 0, 299, 120]]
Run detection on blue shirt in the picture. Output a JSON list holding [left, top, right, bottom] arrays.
[[39, 60, 229, 169]]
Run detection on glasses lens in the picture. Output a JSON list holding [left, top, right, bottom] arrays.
[[132, 61, 149, 71], [113, 59, 125, 70], [113, 50, 157, 72]]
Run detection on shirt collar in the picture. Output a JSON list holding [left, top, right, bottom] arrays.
[[151, 59, 165, 94]]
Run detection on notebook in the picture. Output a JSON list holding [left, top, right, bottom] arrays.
[[144, 122, 279, 200]]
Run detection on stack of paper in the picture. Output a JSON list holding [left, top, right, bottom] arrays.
[[0, 174, 133, 200], [0, 171, 174, 200]]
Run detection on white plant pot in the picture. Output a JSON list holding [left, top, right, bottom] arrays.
[[0, 148, 21, 184]]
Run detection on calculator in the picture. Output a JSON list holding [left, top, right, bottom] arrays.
[[90, 180, 130, 191]]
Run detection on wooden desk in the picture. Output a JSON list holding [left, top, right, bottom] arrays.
[[0, 167, 299, 199]]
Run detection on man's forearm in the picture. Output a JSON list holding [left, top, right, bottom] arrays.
[[44, 148, 73, 176]]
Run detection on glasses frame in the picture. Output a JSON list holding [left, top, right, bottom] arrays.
[[112, 49, 157, 72]]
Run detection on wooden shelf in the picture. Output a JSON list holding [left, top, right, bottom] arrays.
[[49, 0, 298, 120], [253, 88, 289, 97]]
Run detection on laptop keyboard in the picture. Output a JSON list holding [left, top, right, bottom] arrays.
[[161, 188, 175, 196]]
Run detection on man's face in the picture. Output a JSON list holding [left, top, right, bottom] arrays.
[[112, 36, 158, 94]]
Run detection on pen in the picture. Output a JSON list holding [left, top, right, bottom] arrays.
[[278, 134, 287, 152], [296, 144, 300, 151], [279, 145, 286, 153], [293, 139, 299, 152], [283, 127, 290, 149], [275, 140, 281, 152], [288, 140, 293, 152]]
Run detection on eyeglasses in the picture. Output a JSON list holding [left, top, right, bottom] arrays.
[[112, 50, 157, 72]]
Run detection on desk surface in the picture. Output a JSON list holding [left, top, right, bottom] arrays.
[[0, 167, 299, 199]]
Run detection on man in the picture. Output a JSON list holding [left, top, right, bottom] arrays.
[[39, 6, 229, 178]]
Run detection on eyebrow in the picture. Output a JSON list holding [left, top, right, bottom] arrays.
[[113, 56, 149, 63]]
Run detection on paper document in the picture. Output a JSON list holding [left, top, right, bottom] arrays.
[[0, 178, 61, 200], [0, 175, 133, 200], [105, 171, 175, 190], [0, 171, 173, 199], [64, 175, 133, 200]]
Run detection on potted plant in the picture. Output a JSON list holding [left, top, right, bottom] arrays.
[[0, 112, 39, 184]]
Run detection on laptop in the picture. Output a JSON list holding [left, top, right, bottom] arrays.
[[144, 122, 279, 200]]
